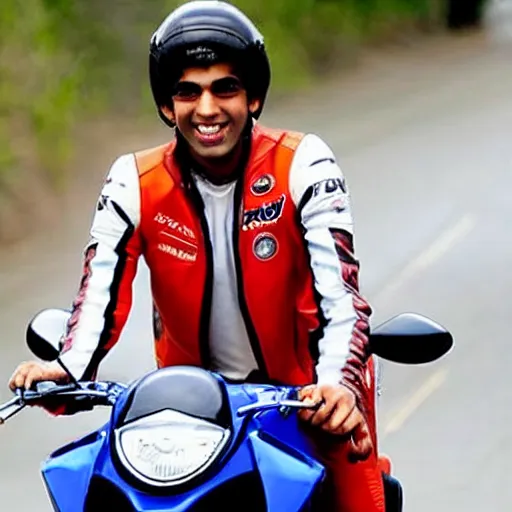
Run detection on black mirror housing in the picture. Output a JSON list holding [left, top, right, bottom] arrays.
[[369, 313, 453, 365]]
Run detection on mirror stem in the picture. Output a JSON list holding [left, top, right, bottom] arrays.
[[57, 358, 82, 389]]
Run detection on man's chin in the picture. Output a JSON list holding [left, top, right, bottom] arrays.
[[193, 143, 237, 162]]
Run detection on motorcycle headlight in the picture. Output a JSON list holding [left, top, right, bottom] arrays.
[[114, 409, 231, 487]]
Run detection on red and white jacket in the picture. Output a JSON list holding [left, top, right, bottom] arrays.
[[60, 124, 374, 415]]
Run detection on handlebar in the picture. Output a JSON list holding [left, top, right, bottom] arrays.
[[0, 380, 127, 424], [0, 380, 321, 425]]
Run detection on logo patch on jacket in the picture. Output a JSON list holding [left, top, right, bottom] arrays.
[[250, 174, 275, 196], [154, 212, 196, 240], [157, 242, 197, 262], [154, 213, 198, 262], [242, 194, 286, 231], [253, 233, 278, 261], [312, 177, 347, 197]]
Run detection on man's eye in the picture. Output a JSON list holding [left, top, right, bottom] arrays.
[[212, 78, 243, 97], [173, 83, 202, 100]]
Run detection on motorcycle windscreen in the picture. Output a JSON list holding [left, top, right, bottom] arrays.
[[42, 432, 105, 512], [248, 431, 325, 511]]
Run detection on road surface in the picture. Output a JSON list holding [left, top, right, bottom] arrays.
[[1, 2, 511, 509]]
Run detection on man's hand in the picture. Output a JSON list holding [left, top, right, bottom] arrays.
[[8, 361, 69, 392], [298, 384, 373, 462]]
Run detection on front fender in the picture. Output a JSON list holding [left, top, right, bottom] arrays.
[[42, 429, 107, 512]]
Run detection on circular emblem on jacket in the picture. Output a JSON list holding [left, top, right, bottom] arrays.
[[253, 233, 278, 261], [251, 174, 275, 196]]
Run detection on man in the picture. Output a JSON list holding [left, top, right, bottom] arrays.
[[9, 2, 384, 510]]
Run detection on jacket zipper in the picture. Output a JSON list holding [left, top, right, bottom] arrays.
[[232, 177, 269, 378]]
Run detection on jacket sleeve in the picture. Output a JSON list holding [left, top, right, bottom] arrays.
[[59, 153, 142, 381], [289, 134, 373, 412]]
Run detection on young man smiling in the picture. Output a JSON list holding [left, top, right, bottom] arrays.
[[9, 1, 385, 510]]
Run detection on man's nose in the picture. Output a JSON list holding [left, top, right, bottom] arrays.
[[196, 90, 220, 118]]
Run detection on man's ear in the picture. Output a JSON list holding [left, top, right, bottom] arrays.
[[248, 98, 261, 116], [161, 105, 176, 126]]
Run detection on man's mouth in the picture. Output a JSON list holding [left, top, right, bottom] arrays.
[[194, 122, 229, 145], [196, 124, 223, 134]]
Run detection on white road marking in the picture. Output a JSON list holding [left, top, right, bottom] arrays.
[[375, 217, 472, 436], [375, 213, 476, 304], [382, 368, 449, 437]]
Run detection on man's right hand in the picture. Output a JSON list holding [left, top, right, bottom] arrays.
[[8, 361, 69, 392]]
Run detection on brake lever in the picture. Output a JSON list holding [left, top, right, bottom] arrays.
[[11, 382, 80, 404], [0, 380, 124, 425], [278, 399, 323, 410], [237, 398, 323, 417], [20, 381, 123, 409]]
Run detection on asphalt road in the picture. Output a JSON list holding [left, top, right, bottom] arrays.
[[1, 2, 512, 509]]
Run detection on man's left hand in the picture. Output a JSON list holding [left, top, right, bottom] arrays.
[[298, 384, 373, 462]]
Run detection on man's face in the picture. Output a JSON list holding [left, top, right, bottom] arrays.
[[162, 63, 260, 162]]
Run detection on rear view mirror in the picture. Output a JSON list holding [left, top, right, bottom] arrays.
[[26, 308, 72, 362], [369, 313, 453, 365]]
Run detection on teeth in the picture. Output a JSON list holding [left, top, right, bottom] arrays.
[[197, 124, 221, 135]]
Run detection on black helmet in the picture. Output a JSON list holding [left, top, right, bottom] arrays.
[[149, 1, 271, 127]]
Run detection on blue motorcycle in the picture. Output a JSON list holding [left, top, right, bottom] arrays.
[[0, 309, 452, 511]]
